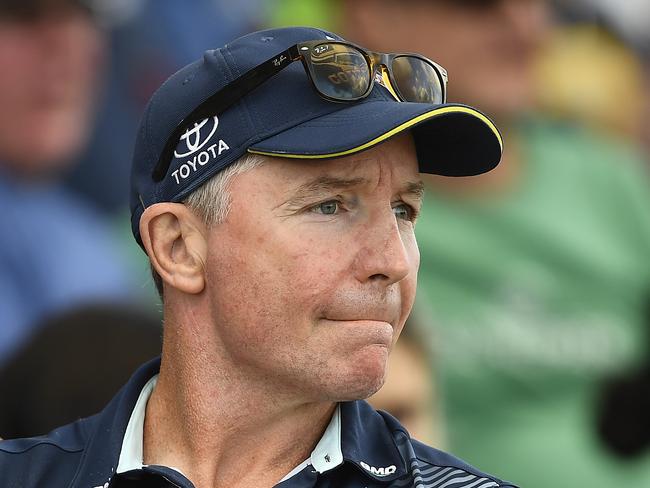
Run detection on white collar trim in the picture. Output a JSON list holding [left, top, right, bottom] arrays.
[[310, 403, 343, 473], [279, 404, 343, 482], [279, 458, 311, 483], [116, 374, 158, 473]]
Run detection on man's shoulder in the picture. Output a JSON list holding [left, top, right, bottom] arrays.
[[0, 416, 96, 488], [0, 358, 162, 488], [373, 408, 518, 488], [407, 437, 518, 488]]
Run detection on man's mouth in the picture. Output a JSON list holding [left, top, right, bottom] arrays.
[[320, 318, 395, 345]]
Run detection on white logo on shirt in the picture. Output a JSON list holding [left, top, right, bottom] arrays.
[[359, 461, 397, 477]]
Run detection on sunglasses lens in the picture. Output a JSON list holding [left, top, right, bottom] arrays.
[[308, 43, 371, 100], [391, 56, 443, 104]]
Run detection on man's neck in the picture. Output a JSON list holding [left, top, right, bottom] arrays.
[[142, 324, 336, 488]]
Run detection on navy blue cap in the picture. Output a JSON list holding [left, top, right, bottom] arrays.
[[130, 26, 503, 245]]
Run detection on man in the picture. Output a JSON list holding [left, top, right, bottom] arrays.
[[0, 27, 513, 487]]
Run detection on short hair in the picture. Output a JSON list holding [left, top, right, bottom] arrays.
[[150, 153, 266, 298]]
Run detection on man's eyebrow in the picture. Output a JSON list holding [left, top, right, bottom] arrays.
[[404, 180, 425, 199], [291, 176, 370, 196], [284, 175, 425, 205]]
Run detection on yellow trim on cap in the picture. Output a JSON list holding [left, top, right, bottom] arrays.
[[248, 105, 502, 160]]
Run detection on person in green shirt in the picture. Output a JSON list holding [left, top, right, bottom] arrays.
[[335, 0, 650, 486]]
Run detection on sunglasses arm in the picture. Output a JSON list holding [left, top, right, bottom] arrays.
[[191, 45, 301, 122], [152, 46, 301, 181]]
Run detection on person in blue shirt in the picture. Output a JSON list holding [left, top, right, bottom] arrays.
[[1, 26, 517, 487], [0, 0, 139, 367]]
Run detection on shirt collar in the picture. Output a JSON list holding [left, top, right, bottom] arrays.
[[72, 357, 162, 488], [116, 374, 158, 473], [338, 400, 407, 482], [116, 376, 344, 480], [73, 357, 407, 486], [310, 403, 343, 473]]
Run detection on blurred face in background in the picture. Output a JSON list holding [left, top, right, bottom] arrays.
[[343, 0, 552, 123], [0, 3, 104, 176]]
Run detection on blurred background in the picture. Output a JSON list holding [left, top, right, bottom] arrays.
[[1, 0, 649, 487]]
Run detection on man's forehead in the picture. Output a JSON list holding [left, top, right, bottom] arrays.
[[288, 173, 424, 199], [269, 134, 421, 189]]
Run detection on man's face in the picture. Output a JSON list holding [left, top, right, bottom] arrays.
[[203, 134, 422, 403]]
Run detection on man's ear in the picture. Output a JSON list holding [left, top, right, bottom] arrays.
[[139, 203, 207, 295]]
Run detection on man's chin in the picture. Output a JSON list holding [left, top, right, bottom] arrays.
[[329, 351, 389, 401], [335, 379, 386, 402]]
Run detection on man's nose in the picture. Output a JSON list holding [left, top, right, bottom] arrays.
[[352, 212, 413, 286]]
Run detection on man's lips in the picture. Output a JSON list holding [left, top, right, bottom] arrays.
[[323, 318, 393, 326], [320, 318, 395, 346], [320, 305, 398, 327]]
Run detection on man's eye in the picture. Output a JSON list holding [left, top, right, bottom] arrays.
[[393, 203, 415, 221], [313, 200, 340, 215]]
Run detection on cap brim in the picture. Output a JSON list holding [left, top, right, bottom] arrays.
[[248, 102, 503, 177]]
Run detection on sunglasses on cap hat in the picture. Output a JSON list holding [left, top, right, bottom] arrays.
[[152, 40, 448, 182]]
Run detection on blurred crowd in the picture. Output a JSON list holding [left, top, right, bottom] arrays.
[[1, 1, 650, 487]]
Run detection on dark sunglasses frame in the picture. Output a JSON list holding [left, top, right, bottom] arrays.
[[152, 40, 448, 182]]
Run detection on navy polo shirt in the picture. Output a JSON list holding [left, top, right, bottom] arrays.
[[0, 358, 518, 487]]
